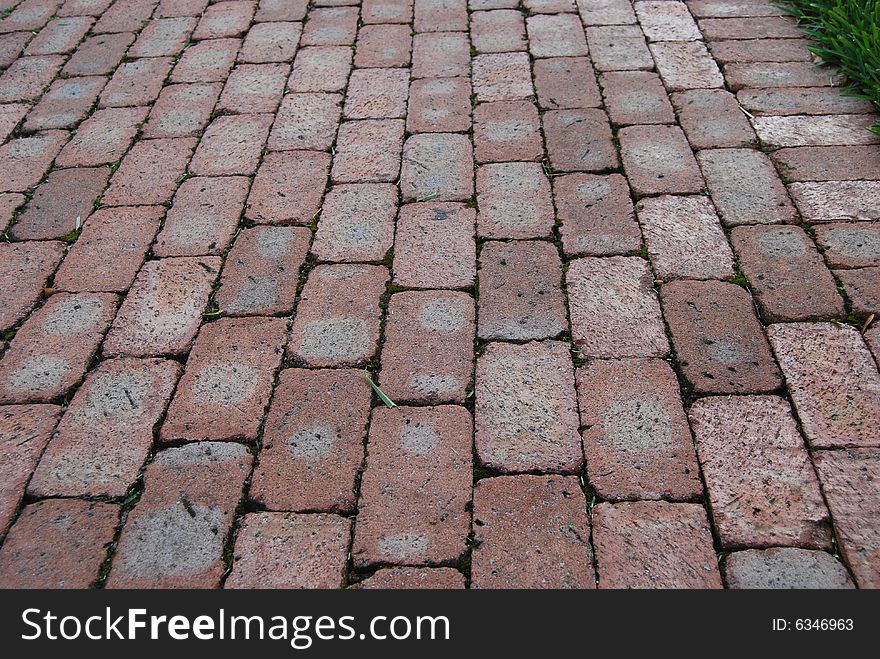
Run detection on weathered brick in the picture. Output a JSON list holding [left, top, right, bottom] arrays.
[[731, 225, 844, 321], [55, 106, 147, 167], [578, 0, 636, 24], [0, 33, 30, 70], [635, 0, 701, 41], [24, 16, 94, 55], [107, 442, 252, 588], [0, 292, 117, 403], [98, 57, 174, 108], [392, 202, 476, 289], [650, 41, 724, 90], [93, 0, 155, 33], [698, 15, 802, 40], [103, 257, 220, 357], [586, 25, 653, 71], [363, 0, 413, 24], [474, 101, 543, 163], [312, 183, 396, 262], [0, 241, 65, 332], [724, 62, 832, 92], [637, 195, 734, 280], [691, 395, 831, 549], [354, 23, 411, 68], [475, 341, 582, 473], [12, 167, 108, 241], [143, 82, 221, 138], [866, 324, 880, 365], [332, 119, 404, 183], [380, 291, 475, 403], [0, 130, 68, 193], [473, 52, 533, 103], [407, 76, 471, 133], [216, 63, 288, 114], [0, 192, 24, 231], [620, 125, 704, 196], [129, 16, 196, 57], [788, 181, 880, 222], [567, 256, 668, 358], [533, 56, 601, 110], [544, 108, 618, 172], [814, 222, 880, 268], [0, 499, 118, 588], [250, 368, 370, 512], [476, 161, 553, 239], [527, 13, 588, 58], [401, 132, 473, 201], [255, 0, 307, 21], [724, 548, 855, 589], [301, 7, 358, 46], [344, 68, 410, 119], [837, 267, 880, 317], [0, 101, 27, 140], [471, 475, 595, 588], [54, 206, 163, 292], [161, 317, 286, 442], [554, 173, 642, 257], [601, 70, 674, 126], [593, 501, 723, 588], [288, 264, 389, 366], [661, 280, 782, 394], [288, 46, 351, 92], [0, 0, 62, 33], [412, 31, 469, 78], [698, 148, 796, 226], [0, 404, 60, 536], [156, 0, 208, 18], [471, 9, 526, 53], [772, 145, 880, 182], [524, 0, 576, 12], [752, 115, 880, 149], [23, 76, 107, 131], [357, 567, 465, 589], [190, 114, 273, 176], [709, 37, 812, 64], [672, 89, 757, 150], [29, 358, 181, 498], [246, 150, 330, 225], [353, 405, 472, 567], [59, 0, 115, 16], [63, 31, 134, 76], [413, 0, 465, 31], [103, 137, 196, 206], [270, 93, 342, 151], [172, 37, 241, 83], [238, 21, 302, 62], [192, 0, 256, 39], [0, 55, 65, 102], [226, 512, 350, 588], [737, 86, 875, 116], [813, 449, 880, 588], [689, 0, 784, 17]]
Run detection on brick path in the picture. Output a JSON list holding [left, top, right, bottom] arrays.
[[0, 0, 878, 589]]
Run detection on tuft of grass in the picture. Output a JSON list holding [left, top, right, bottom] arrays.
[[781, 0, 880, 133]]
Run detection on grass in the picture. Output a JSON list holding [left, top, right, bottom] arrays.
[[781, 0, 880, 133]]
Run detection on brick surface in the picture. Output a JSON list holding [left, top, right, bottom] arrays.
[[355, 23, 411, 68], [392, 202, 476, 289], [724, 62, 833, 91], [412, 32, 470, 78], [0, 34, 30, 70], [619, 125, 703, 196], [143, 83, 221, 138], [55, 106, 148, 167], [710, 38, 812, 65], [23, 76, 107, 131], [650, 41, 724, 90], [129, 16, 196, 57], [192, 0, 255, 39], [0, 55, 65, 103], [471, 9, 526, 53], [415, 0, 468, 32], [474, 101, 543, 164], [380, 291, 475, 403], [788, 181, 880, 223], [689, 0, 784, 17], [578, 0, 636, 24], [724, 548, 855, 589], [731, 225, 844, 322], [814, 222, 880, 269], [754, 115, 880, 149], [471, 475, 595, 589], [0, 499, 118, 588], [533, 56, 601, 110], [543, 108, 618, 172], [0, 130, 69, 193], [53, 206, 163, 292], [288, 264, 389, 367], [672, 89, 757, 150], [738, 86, 875, 116], [0, 102, 27, 140], [0, 0, 63, 33], [246, 151, 330, 225], [190, 114, 273, 176], [363, 0, 413, 23], [407, 77, 471, 133], [577, 358, 701, 501], [401, 132, 473, 201], [0, 192, 25, 231], [593, 501, 723, 588], [249, 368, 370, 513], [172, 37, 241, 83], [103, 137, 197, 206], [357, 567, 465, 589], [99, 57, 174, 108], [527, 13, 588, 58], [59, 0, 115, 16], [216, 63, 287, 114], [476, 162, 553, 239], [475, 341, 582, 473], [344, 68, 410, 119], [29, 358, 181, 498], [662, 280, 782, 394], [239, 21, 302, 62], [772, 145, 880, 182], [472, 52, 534, 103], [103, 257, 220, 358], [0, 241, 65, 332], [699, 15, 802, 40], [353, 405, 472, 567], [586, 25, 653, 72], [841, 266, 880, 320], [567, 256, 669, 358], [288, 46, 351, 92], [554, 173, 642, 256], [603, 71, 673, 127], [635, 1, 701, 41], [63, 32, 135, 76], [332, 119, 404, 183], [93, 0, 155, 33], [312, 183, 397, 262], [107, 442, 252, 588], [217, 226, 311, 316], [690, 395, 831, 549], [301, 7, 357, 46], [226, 512, 350, 588], [637, 195, 734, 281], [256, 0, 307, 21], [0, 292, 117, 403]]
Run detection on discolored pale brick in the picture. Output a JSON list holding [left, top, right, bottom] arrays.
[[190, 114, 273, 176], [567, 256, 669, 358], [837, 267, 880, 317], [0, 130, 69, 194], [161, 317, 287, 442], [143, 82, 221, 138], [472, 52, 533, 103], [53, 206, 163, 292], [412, 31, 469, 78], [192, 0, 256, 39], [661, 280, 782, 394], [737, 86, 875, 117], [813, 449, 880, 588], [533, 57, 601, 110], [697, 148, 796, 226], [0, 55, 65, 103], [731, 225, 844, 321], [772, 146, 880, 183], [752, 115, 880, 149], [107, 442, 252, 589], [0, 241, 66, 332], [0, 101, 26, 140], [357, 567, 465, 589], [471, 9, 526, 53], [269, 92, 342, 150], [93, 0, 155, 33], [577, 0, 636, 24], [407, 76, 471, 133], [788, 181, 880, 223], [29, 358, 181, 498], [246, 150, 330, 225], [593, 501, 723, 589], [217, 63, 288, 114], [55, 106, 148, 168], [0, 33, 30, 70], [301, 7, 358, 46], [218, 226, 310, 316], [255, 0, 307, 21], [471, 475, 595, 589], [475, 341, 582, 473], [601, 70, 674, 126], [288, 46, 351, 92], [363, 0, 413, 23], [585, 25, 653, 72], [332, 119, 404, 183], [699, 15, 802, 40], [22, 76, 107, 131], [401, 132, 473, 201], [476, 162, 554, 239], [172, 37, 241, 83], [249, 368, 370, 512], [352, 405, 472, 567], [312, 184, 397, 262], [724, 548, 855, 589], [238, 21, 302, 62], [709, 37, 812, 64], [554, 173, 642, 257], [129, 16, 196, 58], [344, 68, 410, 119], [0, 0, 63, 33], [0, 499, 118, 588], [689, 0, 784, 17], [414, 0, 467, 32], [814, 222, 880, 269], [103, 137, 196, 206], [651, 41, 724, 91], [0, 404, 61, 536], [59, 0, 116, 16], [544, 108, 618, 172], [671, 89, 757, 150], [619, 125, 704, 196], [0, 292, 118, 403], [103, 257, 221, 358], [98, 57, 174, 108], [12, 167, 108, 241], [474, 101, 543, 164], [637, 195, 734, 281], [527, 13, 588, 58], [288, 264, 389, 366], [635, 0, 700, 41], [62, 31, 134, 76], [392, 202, 476, 289], [226, 513, 350, 589], [24, 16, 94, 55], [724, 62, 833, 92], [355, 23, 411, 68], [578, 359, 701, 501], [524, 0, 576, 12]]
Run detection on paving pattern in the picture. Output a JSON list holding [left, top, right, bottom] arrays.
[[0, 0, 878, 589]]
